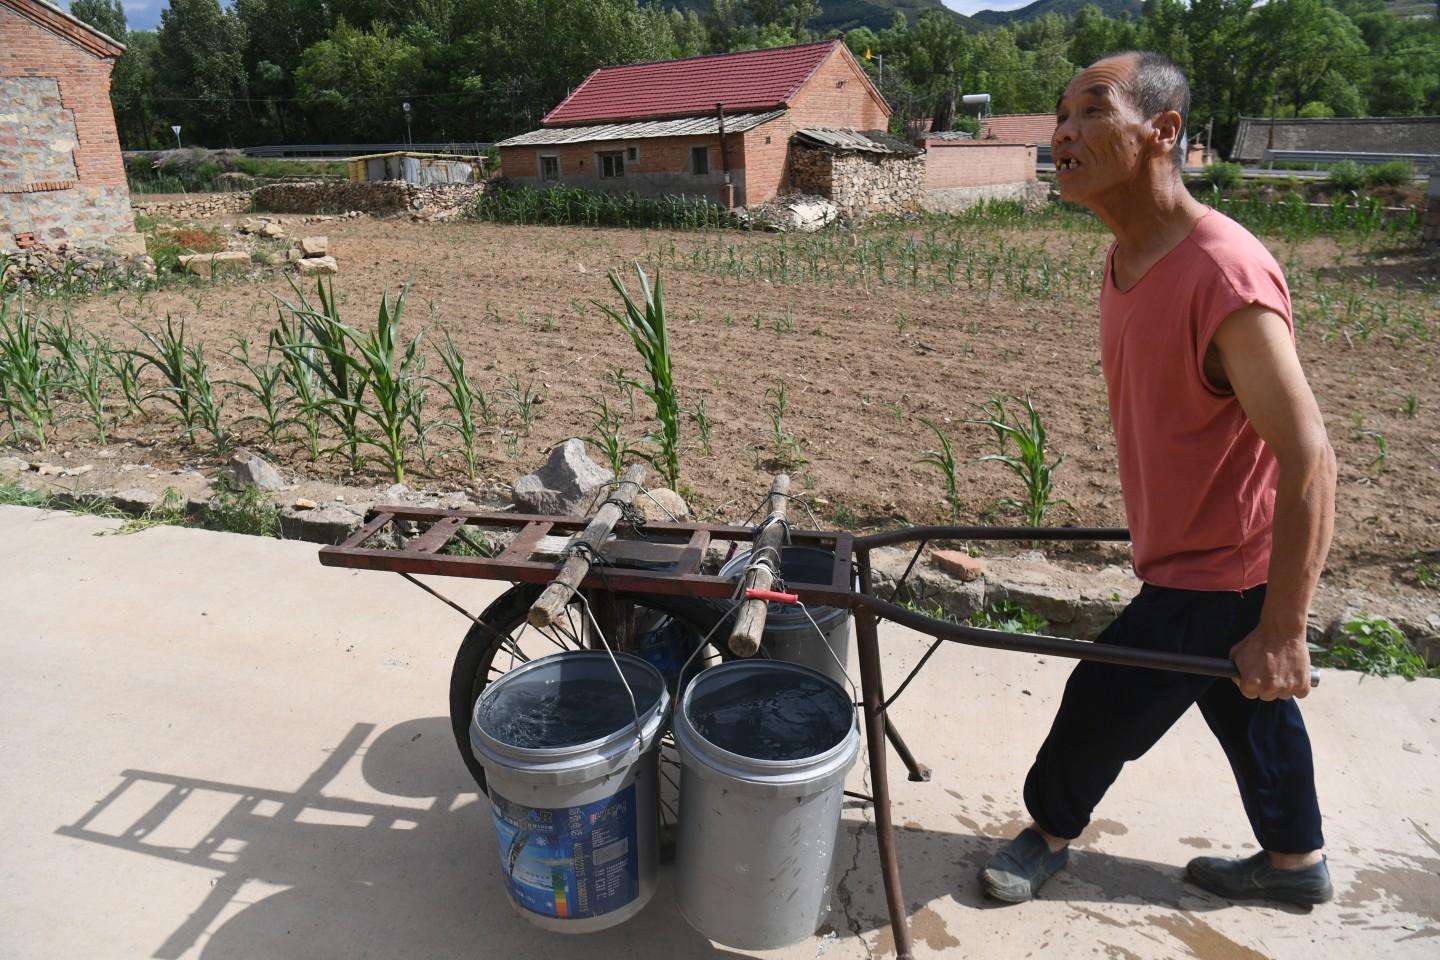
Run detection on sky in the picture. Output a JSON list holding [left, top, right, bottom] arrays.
[[72, 0, 1039, 36]]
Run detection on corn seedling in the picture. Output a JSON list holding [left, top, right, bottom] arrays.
[[689, 396, 713, 456], [185, 343, 232, 454], [107, 349, 146, 419], [916, 418, 960, 525], [433, 331, 481, 480], [0, 294, 59, 447], [506, 374, 543, 435], [269, 312, 324, 462], [967, 396, 1069, 528], [764, 382, 805, 470], [1401, 393, 1421, 418], [597, 265, 682, 488], [332, 285, 425, 484], [226, 336, 291, 448], [1358, 428, 1387, 472], [604, 366, 642, 418], [275, 279, 369, 471], [70, 334, 113, 444], [130, 316, 194, 432]]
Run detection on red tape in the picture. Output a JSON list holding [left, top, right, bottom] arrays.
[[745, 588, 799, 605]]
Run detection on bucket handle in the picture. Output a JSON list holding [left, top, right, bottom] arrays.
[[742, 588, 860, 707], [570, 592, 648, 752]]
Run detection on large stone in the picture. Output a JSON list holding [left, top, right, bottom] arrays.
[[0, 456, 29, 479], [179, 251, 250, 277], [259, 222, 287, 240], [637, 487, 689, 523], [223, 452, 285, 491], [279, 504, 365, 545], [299, 235, 328, 257], [511, 438, 615, 516], [982, 552, 1141, 641], [296, 255, 338, 276]]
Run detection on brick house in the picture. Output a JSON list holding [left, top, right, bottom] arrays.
[[1231, 115, 1440, 164], [979, 114, 1058, 164], [498, 40, 891, 207], [1, 0, 140, 252]]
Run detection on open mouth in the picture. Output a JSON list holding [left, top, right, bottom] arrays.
[[1057, 157, 1083, 171]]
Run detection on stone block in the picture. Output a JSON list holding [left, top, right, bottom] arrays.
[[299, 236, 328, 257], [104, 232, 147, 257], [223, 451, 285, 491], [512, 438, 615, 516], [638, 487, 689, 522], [295, 255, 338, 276], [179, 251, 250, 277]]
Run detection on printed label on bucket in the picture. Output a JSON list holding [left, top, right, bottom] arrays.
[[490, 785, 639, 919]]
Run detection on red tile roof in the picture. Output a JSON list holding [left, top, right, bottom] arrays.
[[981, 114, 1057, 146], [543, 39, 843, 127]]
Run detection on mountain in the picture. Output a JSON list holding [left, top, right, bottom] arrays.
[[664, 0, 975, 34], [970, 0, 1142, 27]]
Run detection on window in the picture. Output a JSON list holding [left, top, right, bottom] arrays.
[[626, 146, 639, 162], [599, 151, 625, 179], [690, 146, 710, 176], [539, 155, 560, 181]]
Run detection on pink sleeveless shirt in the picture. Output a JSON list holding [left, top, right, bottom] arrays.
[[1100, 209, 1293, 591]]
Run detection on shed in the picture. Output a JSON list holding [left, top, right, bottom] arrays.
[[0, 0, 140, 252], [346, 151, 486, 185]]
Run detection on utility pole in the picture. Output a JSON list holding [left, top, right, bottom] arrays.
[[402, 101, 413, 147]]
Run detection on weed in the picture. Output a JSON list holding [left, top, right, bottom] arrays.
[[0, 480, 48, 507], [967, 601, 1050, 634], [107, 487, 189, 535], [1313, 614, 1434, 679], [1400, 393, 1421, 418], [832, 503, 862, 530], [208, 481, 282, 537]]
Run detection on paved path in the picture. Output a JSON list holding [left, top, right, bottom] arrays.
[[2, 504, 1436, 958]]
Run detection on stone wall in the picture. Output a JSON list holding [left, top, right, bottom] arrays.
[[922, 180, 1050, 214], [132, 192, 254, 220], [789, 146, 925, 219], [1, 5, 136, 251], [252, 180, 489, 217]]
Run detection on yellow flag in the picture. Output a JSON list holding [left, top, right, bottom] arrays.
[[865, 48, 872, 61]]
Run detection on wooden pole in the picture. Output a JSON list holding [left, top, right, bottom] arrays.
[[727, 474, 789, 657], [528, 463, 647, 628]]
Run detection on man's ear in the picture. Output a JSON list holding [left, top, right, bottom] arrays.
[[1151, 109, 1183, 161]]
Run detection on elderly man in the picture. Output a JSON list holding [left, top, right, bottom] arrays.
[[981, 51, 1337, 906]]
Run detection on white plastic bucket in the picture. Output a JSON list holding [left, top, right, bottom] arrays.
[[673, 659, 860, 949], [717, 546, 853, 687], [470, 650, 669, 933]]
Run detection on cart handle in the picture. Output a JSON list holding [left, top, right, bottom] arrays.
[[745, 588, 799, 605]]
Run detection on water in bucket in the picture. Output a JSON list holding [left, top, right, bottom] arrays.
[[690, 668, 853, 761]]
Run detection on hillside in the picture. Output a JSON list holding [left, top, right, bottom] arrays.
[[971, 0, 1142, 27], [664, 0, 975, 33]]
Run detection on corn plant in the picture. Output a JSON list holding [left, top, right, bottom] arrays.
[[70, 334, 113, 444], [225, 336, 291, 448], [586, 394, 638, 476], [275, 279, 368, 471], [764, 382, 805, 470], [326, 285, 424, 484], [269, 311, 324, 462], [917, 418, 960, 525], [185, 343, 232, 453], [432, 331, 481, 480], [605, 366, 642, 418], [107, 349, 146, 420], [967, 395, 1068, 528], [0, 294, 59, 447], [130, 316, 194, 432], [506, 374, 543, 436], [597, 265, 681, 489], [690, 396, 713, 456]]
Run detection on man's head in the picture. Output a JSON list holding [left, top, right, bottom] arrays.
[[1053, 51, 1190, 205]]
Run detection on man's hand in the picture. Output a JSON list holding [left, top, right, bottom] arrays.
[[1229, 623, 1313, 700]]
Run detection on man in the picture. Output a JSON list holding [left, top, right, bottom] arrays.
[[981, 51, 1337, 907]]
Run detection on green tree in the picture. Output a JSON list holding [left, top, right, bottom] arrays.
[[294, 20, 423, 141], [1069, 4, 1138, 68], [70, 0, 158, 147], [1183, 0, 1252, 131], [1248, 0, 1369, 115], [155, 0, 249, 145]]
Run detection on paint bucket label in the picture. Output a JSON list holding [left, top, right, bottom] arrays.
[[489, 784, 639, 919]]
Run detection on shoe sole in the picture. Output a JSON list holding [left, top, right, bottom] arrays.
[[1185, 872, 1333, 907]]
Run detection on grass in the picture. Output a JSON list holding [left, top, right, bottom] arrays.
[[1, 479, 280, 539], [472, 184, 740, 230], [1312, 614, 1436, 680]]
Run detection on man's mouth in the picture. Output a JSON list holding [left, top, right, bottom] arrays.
[[1057, 157, 1083, 171]]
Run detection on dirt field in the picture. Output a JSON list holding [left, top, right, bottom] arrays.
[[17, 207, 1440, 615]]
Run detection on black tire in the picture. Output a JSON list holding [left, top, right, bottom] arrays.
[[448, 583, 727, 857]]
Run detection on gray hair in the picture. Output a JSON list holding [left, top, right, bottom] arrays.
[[1101, 50, 1190, 167]]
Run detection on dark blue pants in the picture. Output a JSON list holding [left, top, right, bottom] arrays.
[[1023, 583, 1324, 854]]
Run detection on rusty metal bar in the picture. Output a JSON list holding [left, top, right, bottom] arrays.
[[855, 525, 1130, 550], [404, 516, 466, 554]]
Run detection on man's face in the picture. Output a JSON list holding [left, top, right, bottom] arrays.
[[1052, 57, 1149, 205]]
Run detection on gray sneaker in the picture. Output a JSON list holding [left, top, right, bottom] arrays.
[[1186, 852, 1334, 905], [981, 828, 1070, 902]]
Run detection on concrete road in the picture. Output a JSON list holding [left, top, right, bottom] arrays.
[[2, 504, 1437, 959]]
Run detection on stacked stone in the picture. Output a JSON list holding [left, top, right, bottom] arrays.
[[132, 193, 254, 220], [1, 243, 155, 291], [789, 146, 925, 220]]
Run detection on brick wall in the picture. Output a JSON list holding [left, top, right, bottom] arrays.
[[501, 133, 747, 205], [739, 44, 890, 205], [923, 141, 1037, 189], [1, 3, 135, 249]]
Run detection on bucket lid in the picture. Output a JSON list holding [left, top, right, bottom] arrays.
[[674, 660, 859, 796], [471, 651, 669, 784]]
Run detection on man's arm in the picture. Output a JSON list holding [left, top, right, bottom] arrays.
[[1209, 305, 1337, 700]]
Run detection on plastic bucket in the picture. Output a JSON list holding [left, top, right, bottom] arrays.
[[470, 650, 669, 933], [717, 546, 853, 686], [673, 660, 861, 949]]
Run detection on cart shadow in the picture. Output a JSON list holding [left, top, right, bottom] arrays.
[[56, 717, 751, 960]]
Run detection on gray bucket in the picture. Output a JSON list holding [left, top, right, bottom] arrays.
[[673, 660, 861, 949], [717, 546, 853, 687], [470, 650, 669, 933]]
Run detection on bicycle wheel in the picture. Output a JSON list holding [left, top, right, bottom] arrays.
[[448, 583, 731, 859]]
